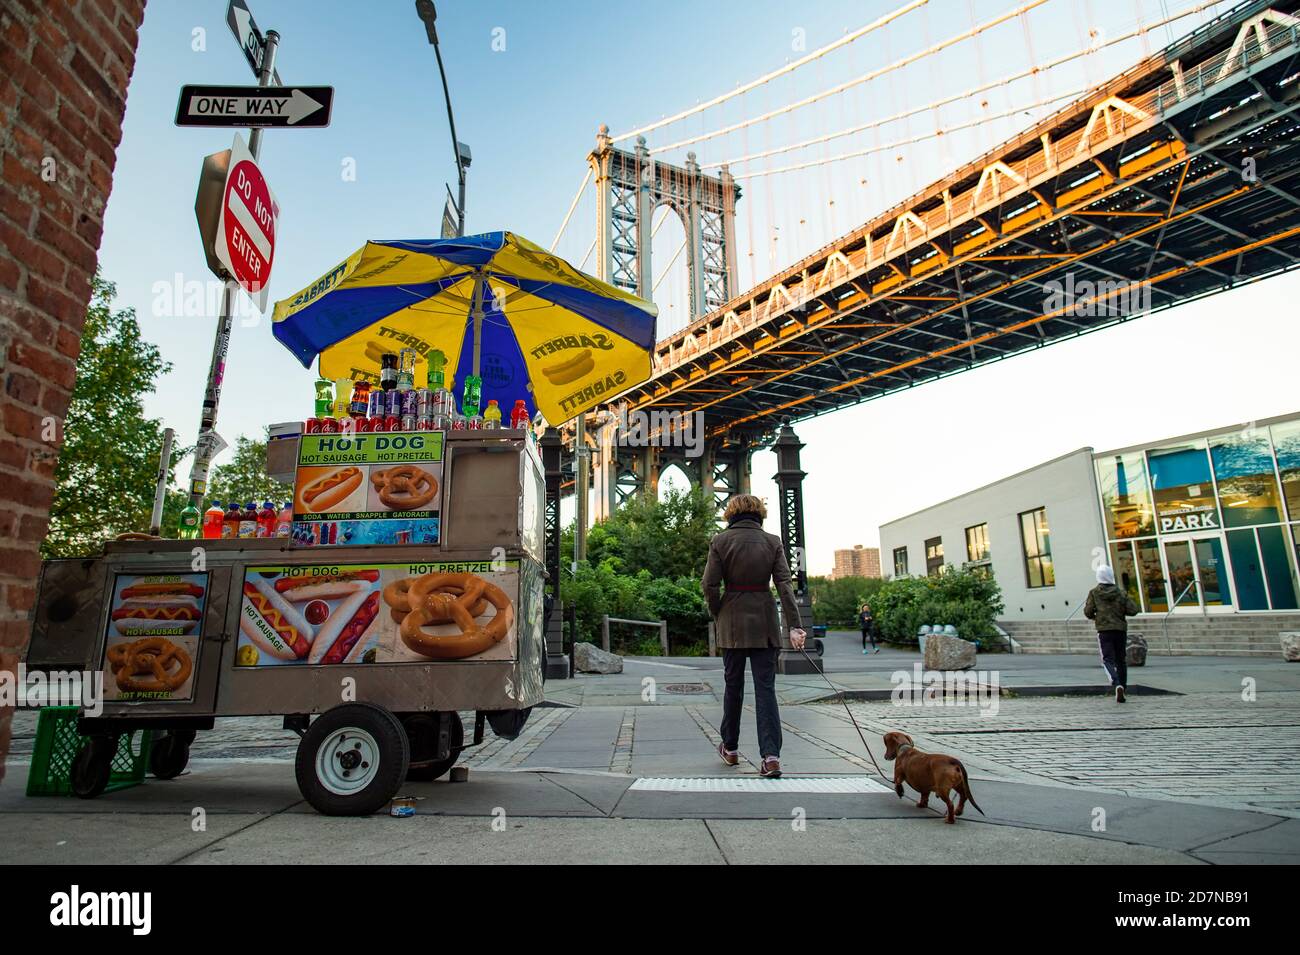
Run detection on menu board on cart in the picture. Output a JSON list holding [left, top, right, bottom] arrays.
[[292, 431, 442, 546], [235, 559, 525, 667], [101, 572, 207, 702]]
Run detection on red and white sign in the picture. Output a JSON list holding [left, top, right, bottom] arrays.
[[215, 133, 279, 309]]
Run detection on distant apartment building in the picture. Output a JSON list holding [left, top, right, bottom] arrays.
[[831, 545, 881, 579]]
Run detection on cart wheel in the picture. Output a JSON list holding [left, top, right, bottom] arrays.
[[70, 736, 116, 799], [148, 732, 191, 780], [295, 703, 409, 816], [405, 712, 463, 782]]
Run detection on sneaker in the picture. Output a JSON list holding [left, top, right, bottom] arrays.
[[873, 647, 881, 654], [862, 647, 869, 655], [1115, 686, 1126, 703], [759, 756, 782, 778], [717, 743, 739, 766]]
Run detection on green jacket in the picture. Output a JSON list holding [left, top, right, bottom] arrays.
[[1084, 583, 1139, 632]]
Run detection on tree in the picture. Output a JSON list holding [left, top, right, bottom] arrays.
[[43, 275, 184, 557], [206, 432, 292, 508], [810, 574, 886, 627]]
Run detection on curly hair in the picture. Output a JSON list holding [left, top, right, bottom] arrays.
[[723, 494, 767, 522]]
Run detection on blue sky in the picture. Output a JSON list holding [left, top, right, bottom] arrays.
[[98, 0, 1300, 572]]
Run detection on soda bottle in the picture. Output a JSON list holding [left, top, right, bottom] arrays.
[[397, 347, 416, 392], [313, 378, 334, 418], [202, 500, 224, 539], [461, 373, 481, 419], [276, 502, 293, 538], [239, 502, 258, 539], [348, 380, 371, 417], [177, 501, 201, 539], [510, 399, 530, 430], [223, 502, 242, 539], [483, 400, 502, 429], [257, 501, 277, 538]]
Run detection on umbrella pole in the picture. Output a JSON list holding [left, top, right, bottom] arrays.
[[470, 270, 485, 377]]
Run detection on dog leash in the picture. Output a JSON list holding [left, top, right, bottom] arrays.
[[797, 644, 889, 781]]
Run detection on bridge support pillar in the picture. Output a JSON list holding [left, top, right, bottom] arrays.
[[541, 429, 569, 679], [591, 414, 618, 523], [772, 424, 820, 674]]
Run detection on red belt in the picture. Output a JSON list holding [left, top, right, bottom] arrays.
[[726, 584, 768, 592]]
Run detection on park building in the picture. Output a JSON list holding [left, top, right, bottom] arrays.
[[830, 545, 881, 579], [878, 411, 1300, 655]]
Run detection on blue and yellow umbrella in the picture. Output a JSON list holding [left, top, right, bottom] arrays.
[[271, 231, 657, 424]]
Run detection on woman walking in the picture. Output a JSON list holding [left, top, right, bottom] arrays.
[[702, 494, 805, 778], [859, 602, 879, 654]]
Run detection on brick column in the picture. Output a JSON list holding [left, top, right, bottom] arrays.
[[0, 0, 147, 780]]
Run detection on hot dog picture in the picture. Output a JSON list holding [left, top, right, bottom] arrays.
[[296, 466, 364, 513], [111, 579, 206, 636], [240, 577, 314, 661], [540, 348, 595, 385], [274, 569, 380, 602], [309, 589, 381, 664]]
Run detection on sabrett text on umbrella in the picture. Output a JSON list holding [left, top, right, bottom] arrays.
[[290, 262, 348, 309], [558, 369, 627, 414], [530, 333, 614, 359]]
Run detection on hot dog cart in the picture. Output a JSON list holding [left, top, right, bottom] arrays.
[[24, 427, 548, 816]]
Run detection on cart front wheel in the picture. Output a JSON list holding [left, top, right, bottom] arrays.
[[404, 712, 464, 782], [295, 703, 409, 816], [149, 731, 193, 779], [71, 736, 115, 799]]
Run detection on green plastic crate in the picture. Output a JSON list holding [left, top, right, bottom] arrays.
[[25, 706, 152, 797]]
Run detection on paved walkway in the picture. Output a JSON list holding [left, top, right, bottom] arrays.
[[3, 633, 1298, 864]]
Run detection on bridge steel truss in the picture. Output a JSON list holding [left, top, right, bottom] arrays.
[[611, 0, 1300, 452]]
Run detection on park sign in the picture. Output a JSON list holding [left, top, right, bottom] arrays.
[[212, 133, 279, 310], [175, 85, 332, 128]]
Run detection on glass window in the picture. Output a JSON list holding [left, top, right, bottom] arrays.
[[1096, 452, 1155, 538], [1210, 432, 1283, 527], [892, 546, 908, 577], [1136, 538, 1167, 612], [925, 537, 944, 577], [1273, 421, 1300, 521], [1108, 540, 1144, 611], [1258, 524, 1298, 610], [1019, 508, 1055, 588], [965, 523, 990, 563], [1148, 443, 1221, 534], [1227, 529, 1270, 610]]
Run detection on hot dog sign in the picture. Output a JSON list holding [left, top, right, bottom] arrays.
[[235, 561, 519, 667], [101, 573, 208, 702]]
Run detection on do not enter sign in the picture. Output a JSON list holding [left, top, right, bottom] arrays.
[[214, 133, 279, 308]]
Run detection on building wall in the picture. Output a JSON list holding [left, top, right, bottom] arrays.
[[831, 545, 880, 579], [879, 449, 1107, 622], [0, 0, 147, 779]]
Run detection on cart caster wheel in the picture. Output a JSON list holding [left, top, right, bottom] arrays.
[[404, 712, 463, 782], [295, 703, 409, 816], [149, 732, 192, 780], [71, 736, 116, 799]]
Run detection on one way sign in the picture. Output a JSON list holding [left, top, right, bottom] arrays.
[[175, 85, 333, 128]]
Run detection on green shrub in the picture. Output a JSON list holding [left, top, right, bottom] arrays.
[[810, 575, 886, 627], [872, 566, 1005, 646]]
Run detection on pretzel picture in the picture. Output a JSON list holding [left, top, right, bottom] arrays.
[[370, 465, 438, 511], [380, 571, 514, 659], [107, 637, 193, 694]]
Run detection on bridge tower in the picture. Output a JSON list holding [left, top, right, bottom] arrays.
[[772, 424, 818, 674], [587, 124, 741, 321]]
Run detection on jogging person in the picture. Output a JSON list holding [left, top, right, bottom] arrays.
[[1084, 565, 1139, 703]]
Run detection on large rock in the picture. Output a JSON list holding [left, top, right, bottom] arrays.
[[1127, 631, 1148, 667], [1281, 631, 1300, 662], [574, 642, 623, 674], [922, 632, 976, 671]]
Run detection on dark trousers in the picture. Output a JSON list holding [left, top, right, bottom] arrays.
[[861, 625, 876, 649], [1097, 630, 1127, 688], [720, 647, 782, 758]]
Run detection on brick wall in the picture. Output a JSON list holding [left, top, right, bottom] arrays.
[[0, 0, 147, 779]]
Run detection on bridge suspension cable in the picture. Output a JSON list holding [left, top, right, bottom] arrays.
[[704, 0, 1222, 171], [610, 0, 930, 144], [646, 0, 1051, 155], [550, 168, 592, 251]]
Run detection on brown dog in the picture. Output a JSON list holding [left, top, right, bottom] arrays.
[[882, 731, 983, 824]]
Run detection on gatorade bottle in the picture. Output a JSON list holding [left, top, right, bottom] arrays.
[[223, 502, 242, 539], [483, 399, 502, 430], [177, 501, 201, 539], [276, 502, 293, 538], [257, 501, 277, 538], [202, 501, 224, 539], [510, 399, 530, 430], [239, 502, 258, 539]]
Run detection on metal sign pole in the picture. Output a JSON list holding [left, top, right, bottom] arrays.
[[187, 30, 280, 506], [149, 427, 176, 535]]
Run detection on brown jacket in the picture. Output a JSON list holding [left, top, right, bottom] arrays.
[[702, 516, 803, 649]]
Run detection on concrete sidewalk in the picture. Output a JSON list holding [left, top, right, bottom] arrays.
[[3, 636, 1297, 864]]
